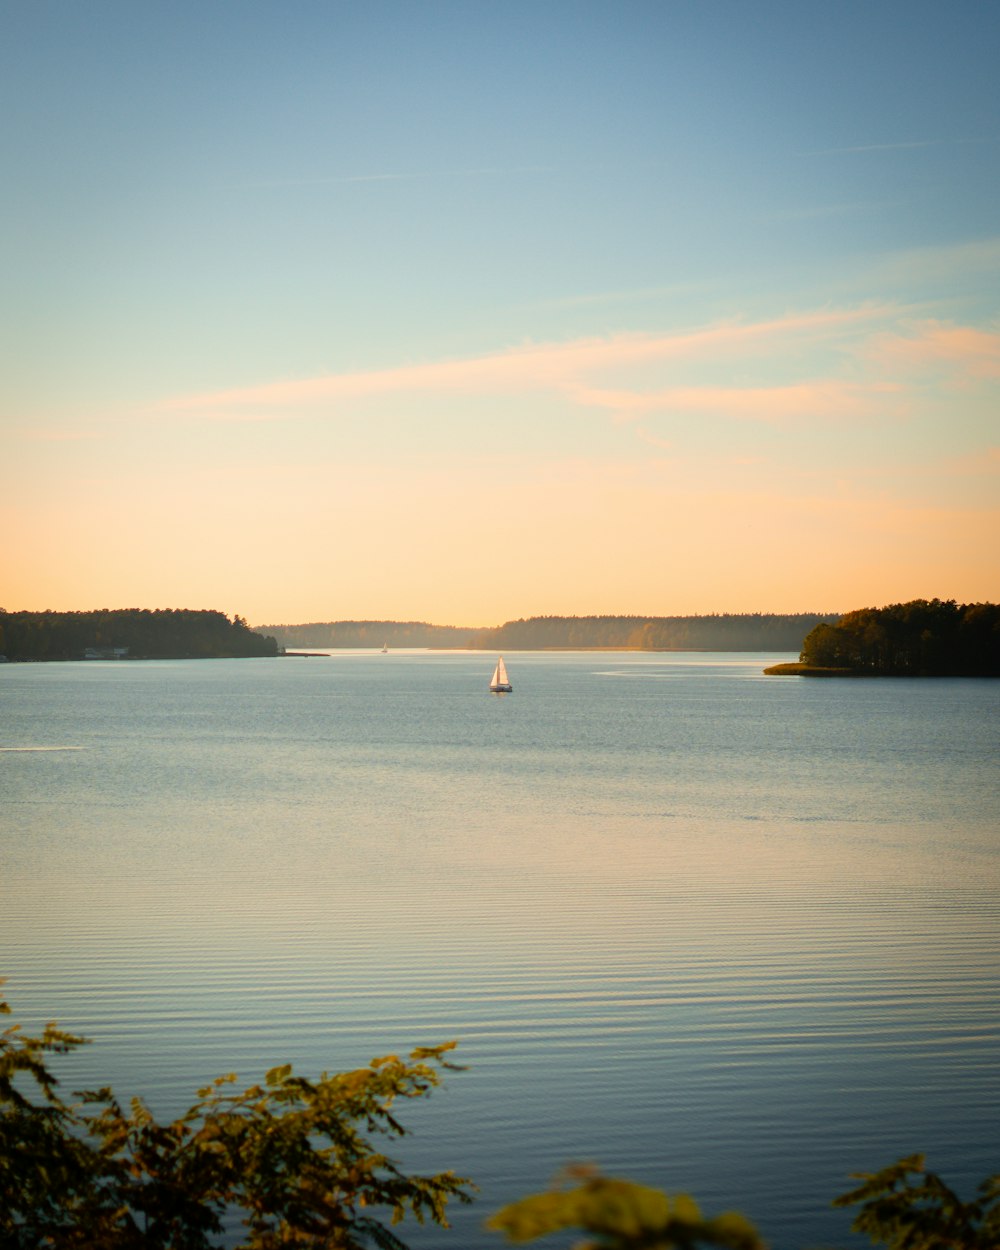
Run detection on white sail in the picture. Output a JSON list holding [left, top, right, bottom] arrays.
[[490, 656, 512, 690]]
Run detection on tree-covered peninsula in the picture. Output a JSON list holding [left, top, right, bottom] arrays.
[[0, 609, 279, 662], [768, 599, 1000, 677]]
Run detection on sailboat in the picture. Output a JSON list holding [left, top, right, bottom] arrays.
[[489, 656, 512, 693], [381, 642, 388, 653]]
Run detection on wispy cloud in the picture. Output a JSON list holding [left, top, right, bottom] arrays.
[[635, 427, 674, 451], [764, 200, 888, 223], [805, 136, 998, 158], [534, 281, 713, 310], [800, 140, 944, 157], [237, 172, 421, 190], [20, 427, 104, 443], [237, 163, 558, 191], [164, 305, 897, 418], [872, 236, 1000, 285], [568, 380, 904, 424], [925, 446, 1000, 477], [155, 304, 1000, 458], [866, 320, 1000, 379]]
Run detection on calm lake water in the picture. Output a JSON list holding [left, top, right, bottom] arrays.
[[2, 651, 998, 1248]]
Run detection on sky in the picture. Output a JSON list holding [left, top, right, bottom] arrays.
[[2, 1, 998, 627]]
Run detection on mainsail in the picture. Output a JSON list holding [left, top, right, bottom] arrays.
[[489, 656, 512, 691]]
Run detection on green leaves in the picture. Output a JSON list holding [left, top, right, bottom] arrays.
[[1, 981, 473, 1249], [6, 977, 999, 1250], [488, 1168, 766, 1250], [834, 1154, 1000, 1250]]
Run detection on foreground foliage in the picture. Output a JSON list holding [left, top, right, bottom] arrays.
[[490, 1158, 1000, 1250], [0, 985, 472, 1249], [834, 1153, 1000, 1250], [488, 1166, 765, 1249], [4, 985, 998, 1248]]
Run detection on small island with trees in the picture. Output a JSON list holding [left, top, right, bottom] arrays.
[[765, 599, 1000, 677]]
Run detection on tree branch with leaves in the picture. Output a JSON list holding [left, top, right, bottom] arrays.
[[1, 982, 473, 1249]]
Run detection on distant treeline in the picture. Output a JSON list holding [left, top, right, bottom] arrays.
[[800, 599, 1000, 676], [259, 620, 477, 649], [261, 613, 840, 652], [467, 613, 840, 651], [0, 609, 278, 661]]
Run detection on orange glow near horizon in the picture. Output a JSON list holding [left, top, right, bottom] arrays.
[[4, 9, 999, 629], [4, 441, 997, 625], [5, 304, 998, 625]]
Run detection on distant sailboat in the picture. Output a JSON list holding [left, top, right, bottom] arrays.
[[381, 642, 388, 653], [489, 656, 512, 693]]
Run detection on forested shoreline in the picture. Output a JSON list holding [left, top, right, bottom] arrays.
[[260, 619, 476, 650], [0, 609, 278, 661], [260, 613, 840, 652], [466, 613, 839, 651], [796, 599, 1000, 676], [11, 605, 995, 668]]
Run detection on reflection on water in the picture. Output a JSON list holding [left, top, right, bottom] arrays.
[[2, 652, 998, 1249]]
